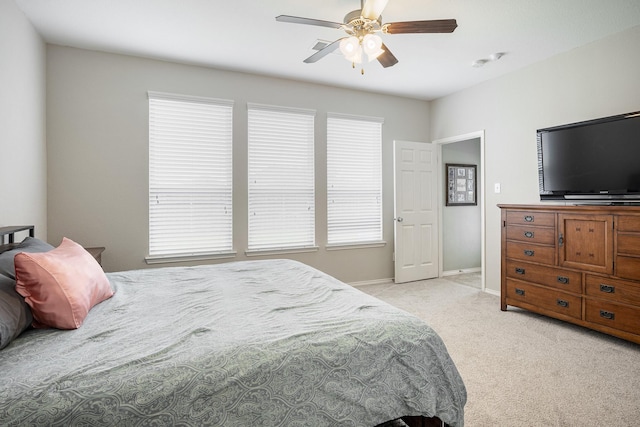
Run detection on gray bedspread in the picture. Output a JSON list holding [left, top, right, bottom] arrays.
[[0, 259, 466, 426]]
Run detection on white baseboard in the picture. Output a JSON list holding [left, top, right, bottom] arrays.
[[483, 288, 500, 297], [441, 267, 481, 277], [349, 278, 393, 288]]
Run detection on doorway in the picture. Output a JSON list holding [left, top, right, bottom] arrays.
[[434, 131, 485, 291]]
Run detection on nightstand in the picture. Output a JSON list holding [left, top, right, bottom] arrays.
[[84, 247, 105, 266]]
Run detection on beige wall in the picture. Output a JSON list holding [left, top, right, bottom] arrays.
[[46, 46, 431, 282], [431, 25, 640, 293], [0, 0, 47, 238]]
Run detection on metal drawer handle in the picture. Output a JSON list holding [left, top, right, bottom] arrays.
[[524, 215, 534, 222], [600, 310, 615, 320], [524, 231, 534, 238], [515, 288, 525, 296], [524, 250, 535, 257], [599, 284, 615, 293], [556, 299, 569, 308], [557, 276, 569, 284], [515, 267, 525, 275]]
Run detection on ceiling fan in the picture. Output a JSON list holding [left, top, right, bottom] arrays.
[[276, 0, 457, 72]]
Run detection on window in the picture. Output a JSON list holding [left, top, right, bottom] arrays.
[[327, 113, 383, 246], [247, 104, 315, 252], [148, 92, 233, 260]]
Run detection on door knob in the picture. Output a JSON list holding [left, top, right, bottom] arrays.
[[395, 217, 404, 222]]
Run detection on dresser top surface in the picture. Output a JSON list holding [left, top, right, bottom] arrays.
[[498, 204, 640, 214]]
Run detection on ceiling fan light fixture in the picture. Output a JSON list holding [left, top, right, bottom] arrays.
[[349, 47, 364, 64], [363, 33, 384, 61], [340, 36, 360, 57]]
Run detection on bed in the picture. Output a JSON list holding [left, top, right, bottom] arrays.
[[0, 230, 466, 427]]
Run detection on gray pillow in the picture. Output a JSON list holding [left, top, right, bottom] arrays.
[[0, 274, 33, 350], [0, 237, 54, 280]]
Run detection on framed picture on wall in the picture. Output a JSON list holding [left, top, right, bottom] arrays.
[[446, 164, 477, 206]]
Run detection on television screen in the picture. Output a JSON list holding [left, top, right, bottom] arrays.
[[537, 112, 640, 201]]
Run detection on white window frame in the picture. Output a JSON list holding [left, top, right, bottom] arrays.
[[326, 112, 384, 249], [246, 103, 317, 254], [146, 91, 235, 263]]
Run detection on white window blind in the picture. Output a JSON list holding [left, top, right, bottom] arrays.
[[247, 104, 315, 251], [148, 91, 233, 258], [327, 113, 383, 245]]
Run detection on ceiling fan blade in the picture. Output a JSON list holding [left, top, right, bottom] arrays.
[[361, 0, 389, 20], [377, 43, 398, 68], [276, 15, 343, 29], [384, 19, 458, 34], [303, 38, 344, 63]]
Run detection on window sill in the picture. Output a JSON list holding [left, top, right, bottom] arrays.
[[145, 251, 237, 265], [245, 246, 319, 257], [326, 241, 386, 251]]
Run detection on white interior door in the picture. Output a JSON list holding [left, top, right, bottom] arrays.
[[393, 140, 439, 283]]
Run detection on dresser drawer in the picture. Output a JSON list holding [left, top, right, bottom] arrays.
[[617, 233, 640, 256], [506, 280, 581, 319], [506, 211, 555, 227], [616, 215, 640, 232], [506, 260, 581, 293], [585, 274, 640, 306], [615, 256, 640, 281], [506, 241, 555, 265], [506, 225, 556, 245], [585, 299, 640, 335]]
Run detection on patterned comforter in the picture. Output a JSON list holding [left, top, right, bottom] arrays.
[[0, 259, 466, 426]]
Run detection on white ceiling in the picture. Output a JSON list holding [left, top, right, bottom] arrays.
[[15, 0, 640, 100]]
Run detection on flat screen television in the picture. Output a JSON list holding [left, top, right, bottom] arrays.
[[537, 111, 640, 203]]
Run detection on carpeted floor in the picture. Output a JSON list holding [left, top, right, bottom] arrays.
[[357, 274, 640, 427]]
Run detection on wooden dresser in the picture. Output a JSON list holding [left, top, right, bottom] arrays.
[[499, 204, 640, 344]]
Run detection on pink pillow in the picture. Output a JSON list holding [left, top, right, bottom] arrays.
[[14, 237, 113, 329]]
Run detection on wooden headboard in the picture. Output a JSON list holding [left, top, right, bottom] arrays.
[[0, 225, 35, 247]]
